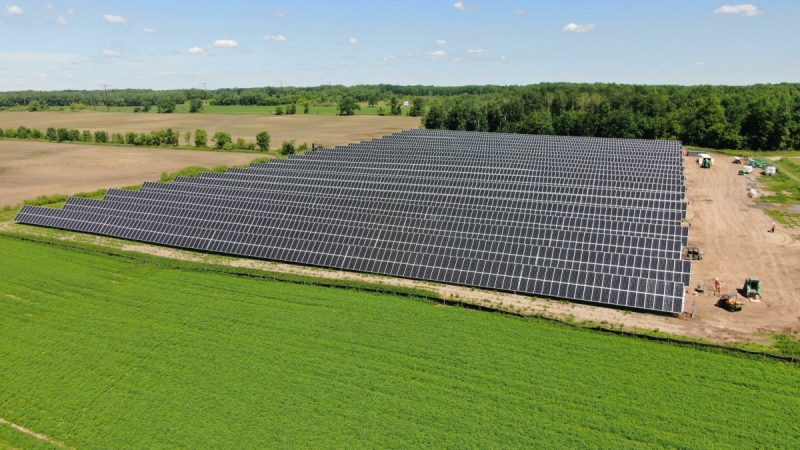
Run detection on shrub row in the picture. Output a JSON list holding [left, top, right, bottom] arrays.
[[0, 125, 311, 153]]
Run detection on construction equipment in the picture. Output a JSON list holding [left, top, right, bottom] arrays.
[[743, 277, 761, 298], [732, 157, 742, 164], [739, 166, 753, 175], [698, 153, 714, 168], [749, 159, 768, 169], [717, 292, 744, 312], [764, 166, 777, 176], [684, 245, 703, 260]]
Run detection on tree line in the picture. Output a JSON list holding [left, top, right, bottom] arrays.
[[422, 83, 800, 150], [0, 125, 307, 155], [0, 85, 504, 110], [2, 83, 798, 149]]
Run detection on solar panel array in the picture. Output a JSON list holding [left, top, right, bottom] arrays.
[[16, 129, 690, 313]]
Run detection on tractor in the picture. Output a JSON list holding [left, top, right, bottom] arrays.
[[698, 153, 714, 168], [684, 245, 703, 260], [743, 277, 761, 298], [717, 292, 744, 312]]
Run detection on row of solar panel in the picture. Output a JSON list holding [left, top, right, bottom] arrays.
[[236, 166, 686, 195], [162, 178, 688, 214], [201, 172, 687, 202], [299, 139, 684, 157], [64, 198, 687, 258], [290, 154, 686, 177], [339, 132, 685, 152], [87, 192, 687, 239], [16, 205, 684, 313], [135, 183, 689, 224], [142, 183, 684, 230], [53, 203, 690, 285]]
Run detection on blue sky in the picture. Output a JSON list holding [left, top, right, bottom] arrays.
[[0, 0, 798, 90]]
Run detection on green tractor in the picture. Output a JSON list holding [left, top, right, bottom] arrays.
[[743, 277, 761, 298]]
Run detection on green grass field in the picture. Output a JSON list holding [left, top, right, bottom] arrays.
[[1, 236, 799, 448]]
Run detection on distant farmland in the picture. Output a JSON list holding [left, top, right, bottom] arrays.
[[0, 112, 420, 147], [0, 141, 260, 207], [1, 236, 798, 449]]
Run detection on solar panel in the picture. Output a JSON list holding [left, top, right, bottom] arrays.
[[16, 130, 690, 313]]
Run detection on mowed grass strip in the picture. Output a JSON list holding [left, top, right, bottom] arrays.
[[0, 237, 798, 449]]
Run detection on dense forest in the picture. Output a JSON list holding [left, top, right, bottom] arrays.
[[422, 84, 800, 151], [1, 83, 798, 150]]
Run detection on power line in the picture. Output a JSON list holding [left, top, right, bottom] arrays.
[[102, 84, 111, 112]]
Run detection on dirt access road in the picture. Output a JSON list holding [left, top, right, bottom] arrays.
[[683, 154, 800, 340], [0, 112, 420, 147], [0, 141, 258, 207]]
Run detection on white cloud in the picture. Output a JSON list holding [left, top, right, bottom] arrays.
[[56, 16, 68, 26], [276, 9, 289, 18], [262, 34, 287, 42], [142, 27, 156, 33], [65, 8, 77, 14], [435, 39, 447, 45], [101, 49, 122, 57], [515, 8, 527, 16], [453, 1, 465, 11], [186, 46, 206, 55], [211, 39, 239, 48], [103, 14, 127, 24], [45, 3, 55, 13], [5, 4, 23, 16], [466, 48, 488, 56], [348, 37, 359, 45], [426, 50, 447, 59], [714, 4, 761, 16], [563, 22, 595, 33]]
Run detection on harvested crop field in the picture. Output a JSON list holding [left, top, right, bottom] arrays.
[[0, 140, 258, 207], [1, 236, 798, 448], [0, 112, 420, 147]]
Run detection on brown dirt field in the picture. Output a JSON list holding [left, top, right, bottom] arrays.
[[0, 112, 420, 147], [0, 141, 258, 207], [682, 154, 800, 340]]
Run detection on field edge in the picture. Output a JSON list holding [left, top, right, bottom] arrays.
[[2, 230, 796, 362]]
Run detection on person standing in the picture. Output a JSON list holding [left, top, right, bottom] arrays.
[[714, 278, 722, 295]]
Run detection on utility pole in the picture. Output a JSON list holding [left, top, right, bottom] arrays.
[[102, 84, 111, 112], [201, 82, 208, 101]]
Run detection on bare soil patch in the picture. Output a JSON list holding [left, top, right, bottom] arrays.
[[682, 155, 800, 340], [0, 141, 258, 207], [0, 112, 420, 147]]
